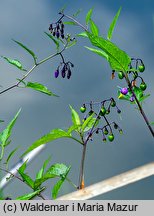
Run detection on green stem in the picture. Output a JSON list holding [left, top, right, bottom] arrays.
[[0, 46, 67, 95], [66, 177, 78, 189]]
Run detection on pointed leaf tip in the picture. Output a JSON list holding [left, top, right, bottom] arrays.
[[107, 7, 122, 40], [26, 82, 58, 97], [1, 56, 26, 71], [86, 8, 93, 25], [12, 39, 37, 63], [69, 105, 81, 126]]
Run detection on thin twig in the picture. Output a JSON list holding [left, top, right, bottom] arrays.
[[124, 73, 154, 137], [78, 108, 102, 189], [0, 45, 67, 96], [61, 13, 87, 31], [38, 193, 46, 200], [0, 167, 23, 183], [58, 162, 154, 200]]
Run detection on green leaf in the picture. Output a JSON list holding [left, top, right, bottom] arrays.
[[36, 156, 51, 180], [86, 8, 93, 25], [63, 21, 77, 26], [107, 7, 122, 40], [89, 19, 99, 36], [44, 32, 60, 51], [85, 46, 108, 60], [18, 160, 27, 173], [52, 179, 64, 199], [5, 147, 19, 167], [18, 161, 34, 189], [34, 163, 69, 189], [137, 94, 150, 102], [81, 113, 94, 132], [77, 32, 88, 38], [1, 56, 26, 71], [0, 109, 21, 148], [150, 122, 154, 125], [26, 82, 58, 97], [46, 163, 68, 178], [69, 105, 81, 126], [52, 166, 71, 199], [67, 125, 79, 134], [87, 32, 131, 71], [82, 117, 99, 132], [21, 129, 81, 157], [19, 173, 34, 189], [16, 189, 43, 200], [12, 39, 37, 63]]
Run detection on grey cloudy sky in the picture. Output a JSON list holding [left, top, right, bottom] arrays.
[[0, 0, 154, 199]]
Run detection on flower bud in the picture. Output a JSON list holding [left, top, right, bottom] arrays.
[[103, 127, 108, 135], [61, 66, 66, 78], [67, 69, 72, 79], [119, 129, 123, 134], [117, 109, 121, 114], [60, 29, 64, 34], [95, 129, 99, 134], [53, 30, 56, 36], [61, 34, 64, 39], [49, 24, 53, 31], [54, 70, 59, 78], [114, 123, 118, 129], [56, 31, 60, 38], [130, 96, 135, 102], [61, 23, 64, 29]]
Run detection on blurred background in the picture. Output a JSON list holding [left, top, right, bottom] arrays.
[[0, 0, 154, 199]]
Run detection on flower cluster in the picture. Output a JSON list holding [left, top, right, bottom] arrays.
[[49, 19, 65, 39], [54, 61, 74, 79], [114, 58, 147, 103], [80, 98, 122, 142]]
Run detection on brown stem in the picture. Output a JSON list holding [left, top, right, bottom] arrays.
[[38, 193, 46, 200], [61, 13, 87, 31], [78, 109, 102, 189], [78, 143, 87, 189], [124, 73, 154, 137], [0, 167, 24, 183]]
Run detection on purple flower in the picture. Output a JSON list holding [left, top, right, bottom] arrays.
[[54, 70, 59, 78], [120, 87, 128, 95], [130, 96, 135, 102]]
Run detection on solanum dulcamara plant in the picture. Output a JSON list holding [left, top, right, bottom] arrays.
[[0, 7, 153, 200]]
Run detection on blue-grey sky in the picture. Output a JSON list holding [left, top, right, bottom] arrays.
[[0, 0, 154, 199]]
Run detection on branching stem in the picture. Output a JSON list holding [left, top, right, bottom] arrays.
[[0, 45, 67, 95], [0, 167, 46, 200]]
